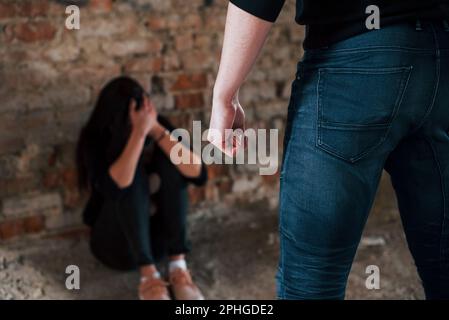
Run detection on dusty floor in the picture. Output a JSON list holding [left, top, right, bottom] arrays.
[[0, 201, 424, 300]]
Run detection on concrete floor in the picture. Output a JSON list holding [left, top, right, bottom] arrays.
[[0, 201, 424, 300]]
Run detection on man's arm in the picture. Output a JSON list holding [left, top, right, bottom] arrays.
[[208, 2, 279, 155], [213, 3, 273, 103]]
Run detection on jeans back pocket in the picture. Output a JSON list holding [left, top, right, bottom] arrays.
[[316, 66, 412, 163]]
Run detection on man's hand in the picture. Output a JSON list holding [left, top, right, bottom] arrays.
[[207, 2, 273, 157], [208, 92, 245, 157]]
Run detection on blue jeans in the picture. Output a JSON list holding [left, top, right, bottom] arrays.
[[277, 20, 449, 299]]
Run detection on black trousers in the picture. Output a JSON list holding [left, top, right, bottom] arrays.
[[89, 147, 191, 271]]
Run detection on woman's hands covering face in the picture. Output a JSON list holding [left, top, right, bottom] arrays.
[[129, 94, 158, 137]]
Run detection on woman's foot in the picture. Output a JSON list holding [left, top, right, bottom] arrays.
[[139, 276, 171, 300], [139, 265, 170, 300], [169, 268, 204, 300]]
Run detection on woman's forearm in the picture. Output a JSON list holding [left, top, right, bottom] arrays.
[[151, 123, 203, 179], [213, 2, 273, 103], [109, 129, 146, 189]]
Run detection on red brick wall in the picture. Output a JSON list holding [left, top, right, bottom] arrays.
[[0, 0, 304, 241]]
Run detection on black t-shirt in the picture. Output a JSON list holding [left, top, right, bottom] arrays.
[[230, 0, 449, 49], [82, 115, 208, 227]]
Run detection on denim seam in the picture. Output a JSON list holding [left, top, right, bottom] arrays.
[[278, 78, 300, 299], [410, 26, 442, 134], [320, 122, 390, 130], [426, 138, 446, 285], [306, 46, 435, 56], [279, 80, 299, 179], [316, 70, 323, 157], [316, 66, 414, 75], [279, 228, 286, 299], [316, 66, 413, 163]]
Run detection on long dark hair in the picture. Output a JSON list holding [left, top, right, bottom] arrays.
[[76, 76, 145, 191]]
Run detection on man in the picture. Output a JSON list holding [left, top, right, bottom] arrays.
[[208, 0, 449, 299]]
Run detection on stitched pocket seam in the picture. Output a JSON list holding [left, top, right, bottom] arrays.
[[316, 66, 413, 163]]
